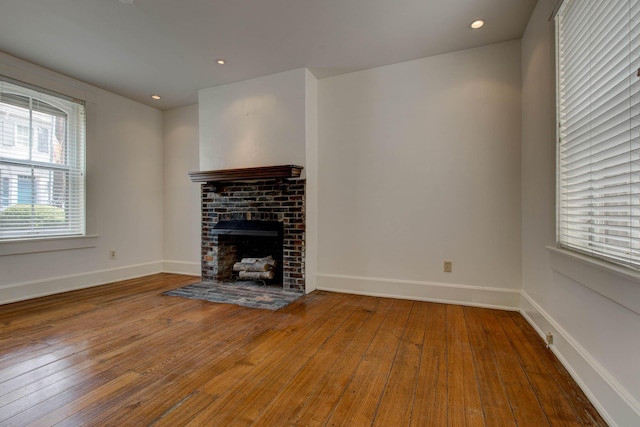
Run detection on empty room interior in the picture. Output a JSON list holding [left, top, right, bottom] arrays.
[[0, 0, 639, 425]]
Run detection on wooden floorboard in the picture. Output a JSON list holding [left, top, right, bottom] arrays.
[[0, 273, 608, 426]]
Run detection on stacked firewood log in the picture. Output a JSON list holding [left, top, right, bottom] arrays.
[[233, 256, 276, 280]]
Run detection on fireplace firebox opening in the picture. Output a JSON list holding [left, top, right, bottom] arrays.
[[211, 220, 284, 285]]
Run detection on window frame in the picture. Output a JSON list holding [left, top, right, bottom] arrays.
[[555, 0, 640, 271], [0, 76, 87, 241]]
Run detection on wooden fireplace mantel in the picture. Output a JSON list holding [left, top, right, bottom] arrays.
[[188, 165, 303, 184]]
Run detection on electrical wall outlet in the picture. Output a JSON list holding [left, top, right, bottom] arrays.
[[444, 261, 452, 273], [546, 332, 554, 347], [109, 250, 117, 260]]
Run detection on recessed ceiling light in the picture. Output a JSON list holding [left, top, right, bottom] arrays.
[[470, 19, 485, 29], [151, 94, 161, 100], [216, 59, 226, 65], [118, 0, 134, 5]]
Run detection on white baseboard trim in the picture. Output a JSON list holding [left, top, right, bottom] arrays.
[[316, 273, 520, 311], [162, 260, 201, 277], [0, 261, 164, 305], [520, 292, 640, 427]]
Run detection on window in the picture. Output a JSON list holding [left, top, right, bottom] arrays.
[[0, 77, 86, 239], [0, 118, 14, 146], [37, 127, 50, 153], [16, 175, 34, 205], [556, 0, 640, 269], [15, 124, 29, 147], [0, 177, 8, 208]]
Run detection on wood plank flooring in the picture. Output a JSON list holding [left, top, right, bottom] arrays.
[[0, 273, 607, 426]]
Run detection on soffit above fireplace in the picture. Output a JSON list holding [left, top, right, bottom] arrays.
[[189, 165, 303, 184]]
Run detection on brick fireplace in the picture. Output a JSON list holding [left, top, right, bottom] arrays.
[[191, 166, 305, 292]]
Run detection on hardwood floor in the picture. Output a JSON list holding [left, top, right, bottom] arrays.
[[0, 274, 607, 426]]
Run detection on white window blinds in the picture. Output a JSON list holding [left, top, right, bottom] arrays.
[[557, 0, 640, 268], [0, 78, 86, 240]]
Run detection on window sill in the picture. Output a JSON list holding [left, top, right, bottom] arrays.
[[547, 246, 640, 315], [0, 235, 98, 256]]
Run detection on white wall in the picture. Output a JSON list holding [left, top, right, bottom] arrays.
[[0, 52, 165, 303], [316, 41, 522, 309], [198, 68, 307, 172], [521, 1, 640, 425], [162, 104, 201, 275]]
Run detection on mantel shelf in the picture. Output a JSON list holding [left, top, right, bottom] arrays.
[[189, 165, 303, 184]]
